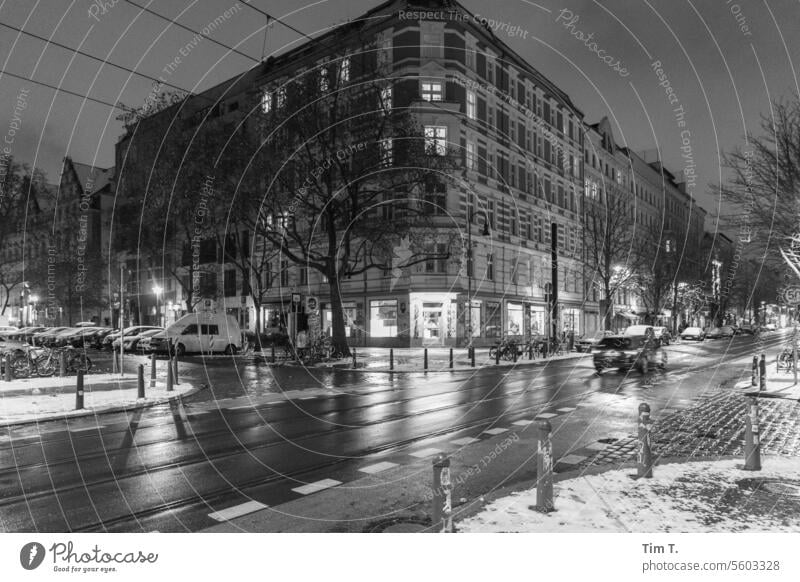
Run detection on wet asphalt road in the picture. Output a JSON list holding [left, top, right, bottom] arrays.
[[0, 332, 788, 532]]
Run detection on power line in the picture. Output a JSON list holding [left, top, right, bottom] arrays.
[[121, 0, 260, 63], [0, 21, 196, 97], [0, 68, 133, 112]]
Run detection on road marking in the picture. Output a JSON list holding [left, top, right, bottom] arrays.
[[558, 454, 588, 465], [298, 396, 317, 400], [483, 428, 509, 435], [208, 500, 268, 522], [556, 407, 577, 413], [535, 412, 558, 419], [451, 437, 479, 446], [291, 478, 342, 495], [68, 426, 105, 433], [409, 447, 442, 458], [359, 461, 399, 475], [512, 420, 534, 426], [585, 442, 608, 451]]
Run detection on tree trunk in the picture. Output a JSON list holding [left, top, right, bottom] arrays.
[[602, 282, 613, 330], [328, 275, 351, 357]]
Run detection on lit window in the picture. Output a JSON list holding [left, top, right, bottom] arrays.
[[467, 90, 476, 119], [261, 89, 272, 113], [424, 125, 447, 156], [339, 56, 350, 83], [466, 141, 477, 170], [486, 253, 494, 281], [276, 87, 286, 109], [421, 82, 443, 102], [380, 86, 392, 112], [319, 67, 329, 92], [379, 138, 393, 167]]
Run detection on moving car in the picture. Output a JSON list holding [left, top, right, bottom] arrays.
[[706, 326, 734, 339], [592, 334, 667, 374], [764, 323, 778, 331], [737, 324, 755, 335], [149, 312, 242, 357], [575, 330, 613, 353], [680, 326, 705, 341]]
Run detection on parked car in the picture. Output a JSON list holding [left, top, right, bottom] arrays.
[[737, 324, 755, 335], [592, 334, 667, 374], [575, 330, 613, 353], [652, 326, 672, 345], [104, 326, 162, 350], [623, 325, 655, 339], [681, 326, 705, 341], [0, 326, 18, 334], [764, 323, 778, 331], [115, 328, 164, 352], [32, 327, 73, 346], [50, 327, 85, 347], [706, 326, 734, 339], [149, 312, 242, 357]]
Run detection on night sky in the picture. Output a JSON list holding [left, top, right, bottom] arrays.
[[2, 0, 799, 238]]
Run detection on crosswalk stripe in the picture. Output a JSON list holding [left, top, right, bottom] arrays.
[[291, 479, 342, 495], [359, 461, 399, 474], [208, 500, 268, 522], [409, 447, 443, 458]]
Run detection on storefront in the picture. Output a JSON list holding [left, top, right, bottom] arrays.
[[410, 292, 458, 346], [506, 302, 523, 336], [322, 301, 364, 343], [562, 307, 581, 335]]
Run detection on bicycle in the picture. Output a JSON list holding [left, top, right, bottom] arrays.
[[489, 336, 520, 361], [9, 345, 92, 378]]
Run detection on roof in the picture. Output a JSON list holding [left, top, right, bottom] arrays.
[[66, 158, 114, 196]]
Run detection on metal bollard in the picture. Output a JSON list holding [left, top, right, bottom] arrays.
[[449, 348, 453, 369], [637, 403, 654, 478], [137, 364, 145, 399], [759, 354, 766, 391], [75, 371, 85, 410], [424, 348, 428, 370], [352, 348, 357, 368], [150, 353, 157, 388], [166, 360, 174, 392], [529, 344, 533, 360], [271, 344, 276, 363], [431, 454, 453, 532], [389, 348, 394, 371], [495, 347, 500, 365], [4, 357, 12, 381], [744, 396, 762, 471], [470, 346, 475, 367], [535, 419, 555, 512], [173, 357, 179, 385], [513, 344, 518, 363], [752, 355, 758, 387], [59, 350, 67, 378]]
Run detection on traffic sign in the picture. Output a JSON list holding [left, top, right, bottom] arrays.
[[305, 296, 319, 312], [782, 287, 800, 304]]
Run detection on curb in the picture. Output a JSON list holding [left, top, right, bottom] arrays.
[[0, 383, 207, 429]]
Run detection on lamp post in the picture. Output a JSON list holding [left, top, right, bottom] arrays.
[[466, 208, 489, 347]]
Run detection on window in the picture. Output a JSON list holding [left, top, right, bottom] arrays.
[[421, 22, 444, 58], [300, 266, 308, 286], [370, 300, 397, 338], [487, 199, 495, 229], [423, 177, 446, 215], [280, 260, 289, 287], [261, 89, 272, 113], [425, 243, 448, 273], [380, 85, 392, 112], [486, 253, 494, 281], [182, 324, 198, 335], [466, 46, 476, 69], [224, 269, 236, 297], [421, 82, 443, 102], [379, 138, 393, 167], [485, 301, 501, 337], [319, 67, 329, 92], [377, 36, 392, 69], [424, 125, 447, 156], [276, 87, 286, 109], [339, 56, 350, 83], [200, 324, 219, 335], [467, 90, 476, 119], [466, 141, 477, 170]]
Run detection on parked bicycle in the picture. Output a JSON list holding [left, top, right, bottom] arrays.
[[489, 336, 520, 361], [9, 345, 92, 378]]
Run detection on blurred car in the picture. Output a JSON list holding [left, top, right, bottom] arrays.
[[680, 326, 705, 341], [652, 326, 672, 345], [104, 326, 162, 349], [706, 326, 735, 339], [115, 328, 164, 352], [737, 324, 755, 335], [764, 323, 778, 331], [575, 330, 613, 353], [75, 321, 97, 327], [592, 334, 667, 374], [0, 326, 18, 334], [623, 325, 655, 339], [32, 327, 72, 346], [49, 327, 84, 347]]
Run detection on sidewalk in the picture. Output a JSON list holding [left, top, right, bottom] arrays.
[[260, 346, 589, 372], [0, 371, 200, 427]]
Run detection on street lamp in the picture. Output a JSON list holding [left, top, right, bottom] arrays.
[[466, 207, 489, 347]]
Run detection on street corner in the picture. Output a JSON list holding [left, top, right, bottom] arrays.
[[456, 456, 800, 533]]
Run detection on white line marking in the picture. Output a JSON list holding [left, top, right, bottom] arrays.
[[225, 405, 253, 411], [512, 420, 533, 426], [483, 428, 509, 435], [68, 426, 105, 433], [291, 478, 342, 495], [208, 500, 268, 522], [451, 437, 479, 446], [409, 447, 442, 458], [535, 412, 558, 419], [556, 407, 577, 413], [358, 461, 399, 474], [558, 454, 588, 465], [298, 396, 317, 400]]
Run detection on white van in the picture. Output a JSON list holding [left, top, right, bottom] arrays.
[[150, 312, 242, 356]]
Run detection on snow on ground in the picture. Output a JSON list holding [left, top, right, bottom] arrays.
[[458, 457, 800, 533]]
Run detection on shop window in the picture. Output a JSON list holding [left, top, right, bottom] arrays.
[[370, 299, 398, 338], [485, 301, 501, 337], [507, 302, 523, 335]]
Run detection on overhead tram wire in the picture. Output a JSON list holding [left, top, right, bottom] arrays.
[[121, 0, 261, 64], [0, 68, 134, 113], [0, 21, 197, 98]]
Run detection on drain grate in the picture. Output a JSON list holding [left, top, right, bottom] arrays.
[[363, 516, 431, 533]]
